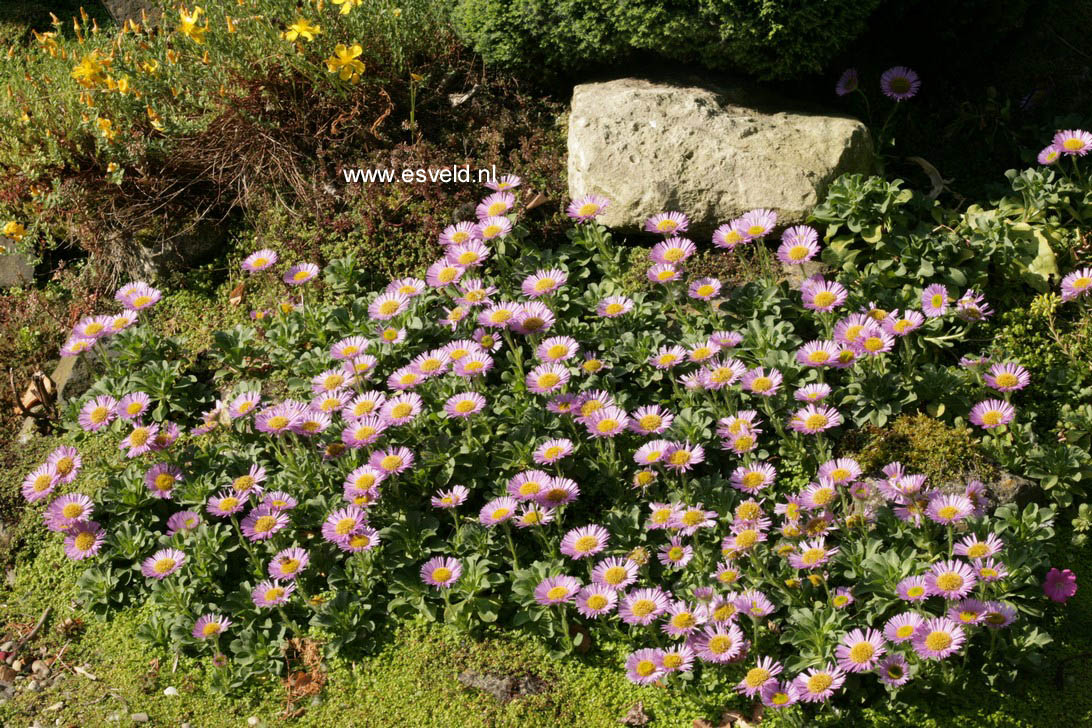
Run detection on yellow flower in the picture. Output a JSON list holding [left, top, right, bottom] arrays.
[[141, 59, 159, 74], [116, 76, 130, 94], [96, 117, 117, 141], [281, 18, 321, 42], [331, 0, 362, 15], [166, 49, 179, 64], [107, 162, 119, 173], [410, 72, 424, 83], [391, 7, 402, 17], [226, 15, 236, 33], [178, 5, 208, 44], [70, 51, 109, 88], [146, 106, 164, 131], [325, 43, 365, 83], [33, 30, 59, 56], [2, 222, 26, 242]]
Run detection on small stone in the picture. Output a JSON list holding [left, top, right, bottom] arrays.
[[163, 686, 179, 697], [247, 718, 260, 727], [181, 723, 191, 728], [31, 660, 48, 675], [106, 711, 121, 722], [0, 642, 12, 652], [26, 678, 39, 692], [46, 701, 64, 712], [130, 713, 149, 723], [11, 659, 23, 672]]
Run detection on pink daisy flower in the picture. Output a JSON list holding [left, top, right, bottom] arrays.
[[421, 556, 462, 589], [141, 548, 185, 579], [566, 195, 609, 222], [241, 248, 277, 273]]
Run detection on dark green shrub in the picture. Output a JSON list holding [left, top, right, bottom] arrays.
[[453, 0, 883, 81]]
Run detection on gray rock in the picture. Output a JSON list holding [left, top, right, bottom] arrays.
[[0, 240, 33, 287], [101, 1, 161, 23], [568, 76, 873, 234], [130, 713, 149, 723], [26, 678, 39, 692], [0, 641, 13, 652], [31, 660, 48, 675], [456, 669, 547, 703]]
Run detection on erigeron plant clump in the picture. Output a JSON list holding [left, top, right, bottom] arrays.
[[23, 139, 1091, 713]]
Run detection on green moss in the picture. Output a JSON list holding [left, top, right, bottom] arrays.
[[846, 413, 999, 485]]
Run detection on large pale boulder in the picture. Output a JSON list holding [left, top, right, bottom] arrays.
[[567, 77, 873, 233]]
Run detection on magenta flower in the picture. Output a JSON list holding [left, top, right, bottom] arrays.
[[167, 510, 201, 535], [479, 497, 518, 526], [835, 68, 859, 96], [1061, 267, 1092, 302], [836, 629, 886, 672], [877, 654, 912, 686], [439, 221, 480, 247], [321, 505, 368, 546], [566, 195, 609, 222], [533, 438, 573, 464], [240, 506, 289, 541], [476, 190, 515, 220], [193, 614, 232, 640], [912, 617, 965, 660], [777, 225, 820, 263], [645, 211, 688, 236], [921, 283, 949, 317], [1038, 145, 1061, 166], [485, 173, 520, 191], [141, 548, 185, 579], [522, 268, 567, 298], [369, 446, 414, 474], [560, 525, 609, 559], [794, 664, 846, 703], [447, 240, 490, 268], [692, 623, 745, 663], [619, 588, 671, 626], [118, 282, 162, 311], [575, 585, 618, 618], [801, 276, 848, 312], [1054, 129, 1092, 156], [712, 220, 748, 250], [789, 404, 842, 434], [269, 547, 309, 581], [585, 406, 629, 438], [880, 66, 921, 100], [79, 394, 118, 431], [144, 463, 183, 499], [536, 477, 580, 508], [760, 680, 800, 709], [534, 575, 582, 606], [64, 521, 105, 560], [625, 649, 664, 685], [646, 264, 680, 284], [443, 392, 487, 418], [969, 399, 1015, 429], [592, 557, 639, 590], [284, 263, 319, 286], [737, 656, 783, 697], [527, 363, 570, 394], [21, 464, 58, 503], [241, 249, 277, 273], [420, 556, 462, 589], [926, 560, 977, 599], [740, 208, 777, 240], [1043, 568, 1078, 603], [596, 295, 633, 317], [252, 580, 295, 608], [477, 215, 512, 240]]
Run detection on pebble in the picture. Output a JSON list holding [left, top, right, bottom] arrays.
[[247, 718, 260, 727], [181, 723, 191, 728], [31, 660, 48, 675], [131, 713, 150, 723], [11, 659, 23, 672], [26, 679, 40, 692], [45, 701, 63, 712], [163, 686, 179, 697], [0, 641, 12, 652]]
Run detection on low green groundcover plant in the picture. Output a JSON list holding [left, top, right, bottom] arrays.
[[16, 139, 1092, 720]]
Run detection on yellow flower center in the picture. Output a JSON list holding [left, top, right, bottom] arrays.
[[268, 416, 289, 430], [604, 567, 628, 585], [807, 350, 830, 364], [90, 406, 109, 423], [696, 285, 715, 297], [635, 660, 656, 677], [747, 224, 766, 236], [788, 246, 809, 261], [935, 572, 964, 592], [864, 337, 884, 352], [735, 530, 758, 548], [380, 455, 403, 470], [74, 532, 96, 550], [62, 502, 84, 519], [335, 517, 357, 536], [924, 631, 952, 651], [937, 505, 960, 520], [454, 400, 476, 414], [390, 403, 413, 419], [537, 373, 560, 388], [736, 503, 761, 521], [153, 557, 176, 574], [490, 507, 511, 521], [254, 515, 278, 534], [717, 569, 738, 584], [431, 567, 452, 582], [630, 599, 655, 617], [573, 535, 599, 552], [132, 295, 153, 307], [995, 373, 1019, 387], [202, 622, 222, 637], [668, 547, 685, 561], [713, 604, 736, 621], [670, 612, 695, 628], [895, 625, 915, 639], [813, 292, 836, 308], [518, 481, 542, 497], [457, 252, 478, 265], [744, 667, 770, 687], [804, 414, 829, 430], [543, 446, 564, 459], [1063, 138, 1085, 151], [578, 203, 599, 217], [587, 594, 608, 610], [264, 587, 285, 601], [733, 435, 756, 451], [481, 225, 502, 238], [807, 673, 833, 694], [154, 473, 175, 491], [708, 635, 734, 654], [907, 585, 925, 598], [605, 303, 623, 315], [546, 345, 567, 359], [657, 354, 678, 366], [596, 418, 619, 433], [982, 411, 1003, 426], [751, 376, 773, 392], [801, 547, 825, 566], [292, 271, 310, 282], [656, 220, 677, 232], [849, 642, 875, 663], [638, 415, 661, 431], [1072, 276, 1091, 290], [348, 533, 372, 549], [546, 586, 569, 601], [278, 558, 301, 574], [534, 278, 557, 293]]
